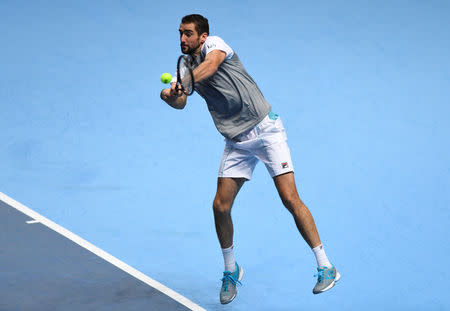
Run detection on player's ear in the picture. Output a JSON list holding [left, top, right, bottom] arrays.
[[200, 33, 208, 44]]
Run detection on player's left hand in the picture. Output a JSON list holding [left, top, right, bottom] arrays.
[[169, 82, 183, 97]]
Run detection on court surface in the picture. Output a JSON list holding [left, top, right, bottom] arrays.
[[0, 193, 205, 311]]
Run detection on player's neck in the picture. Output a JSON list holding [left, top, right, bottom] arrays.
[[191, 44, 203, 57]]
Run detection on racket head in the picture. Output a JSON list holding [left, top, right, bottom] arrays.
[[176, 55, 195, 96]]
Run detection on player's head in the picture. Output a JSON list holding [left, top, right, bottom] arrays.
[[179, 14, 209, 55]]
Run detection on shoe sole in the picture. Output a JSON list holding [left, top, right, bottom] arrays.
[[221, 266, 244, 305], [313, 271, 341, 294]]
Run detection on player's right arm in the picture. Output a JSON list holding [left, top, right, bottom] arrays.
[[160, 82, 187, 109]]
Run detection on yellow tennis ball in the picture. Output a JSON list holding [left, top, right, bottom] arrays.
[[160, 73, 172, 84]]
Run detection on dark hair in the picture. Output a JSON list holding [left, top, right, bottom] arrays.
[[181, 14, 209, 35]]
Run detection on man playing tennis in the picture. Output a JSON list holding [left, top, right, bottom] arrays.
[[160, 14, 340, 304]]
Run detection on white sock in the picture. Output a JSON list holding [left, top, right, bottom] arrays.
[[222, 245, 236, 272], [312, 244, 332, 268]]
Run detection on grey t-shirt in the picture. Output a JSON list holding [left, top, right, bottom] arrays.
[[193, 36, 271, 139]]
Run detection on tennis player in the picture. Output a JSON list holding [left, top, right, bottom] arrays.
[[160, 14, 340, 304]]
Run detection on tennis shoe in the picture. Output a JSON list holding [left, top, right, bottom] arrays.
[[220, 262, 244, 304], [313, 265, 340, 294]]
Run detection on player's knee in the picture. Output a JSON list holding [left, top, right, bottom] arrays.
[[280, 193, 302, 212], [213, 196, 232, 214]]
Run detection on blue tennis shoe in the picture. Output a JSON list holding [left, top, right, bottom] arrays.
[[313, 265, 341, 294], [220, 262, 244, 304]]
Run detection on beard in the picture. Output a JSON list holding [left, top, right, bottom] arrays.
[[180, 43, 200, 55]]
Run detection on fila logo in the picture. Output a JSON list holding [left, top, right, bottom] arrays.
[[281, 162, 289, 169]]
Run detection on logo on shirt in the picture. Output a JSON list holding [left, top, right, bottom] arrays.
[[282, 162, 289, 169], [207, 43, 216, 49]]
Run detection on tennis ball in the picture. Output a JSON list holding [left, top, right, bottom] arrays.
[[160, 73, 172, 84]]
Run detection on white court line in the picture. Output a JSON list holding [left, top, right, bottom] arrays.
[[0, 192, 206, 311]]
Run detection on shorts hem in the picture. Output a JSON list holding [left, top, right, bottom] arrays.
[[270, 169, 294, 178], [218, 173, 252, 181]]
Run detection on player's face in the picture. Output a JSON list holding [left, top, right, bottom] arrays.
[[179, 23, 205, 55]]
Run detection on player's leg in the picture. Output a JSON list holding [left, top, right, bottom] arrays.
[[215, 141, 256, 304], [213, 177, 246, 249], [273, 172, 321, 248], [213, 177, 246, 305], [255, 112, 340, 293], [275, 173, 340, 293]]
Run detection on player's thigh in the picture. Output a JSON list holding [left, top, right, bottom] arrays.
[[273, 172, 302, 207]]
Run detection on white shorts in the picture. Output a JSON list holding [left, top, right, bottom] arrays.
[[218, 113, 294, 180]]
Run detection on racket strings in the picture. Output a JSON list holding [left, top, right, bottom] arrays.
[[178, 56, 194, 95]]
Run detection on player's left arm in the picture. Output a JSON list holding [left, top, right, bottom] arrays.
[[192, 50, 226, 83]]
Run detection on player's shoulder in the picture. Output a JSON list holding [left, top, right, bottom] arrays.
[[202, 35, 234, 59], [205, 35, 226, 42], [204, 35, 227, 47]]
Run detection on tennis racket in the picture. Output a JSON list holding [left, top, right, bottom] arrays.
[[176, 55, 195, 96]]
